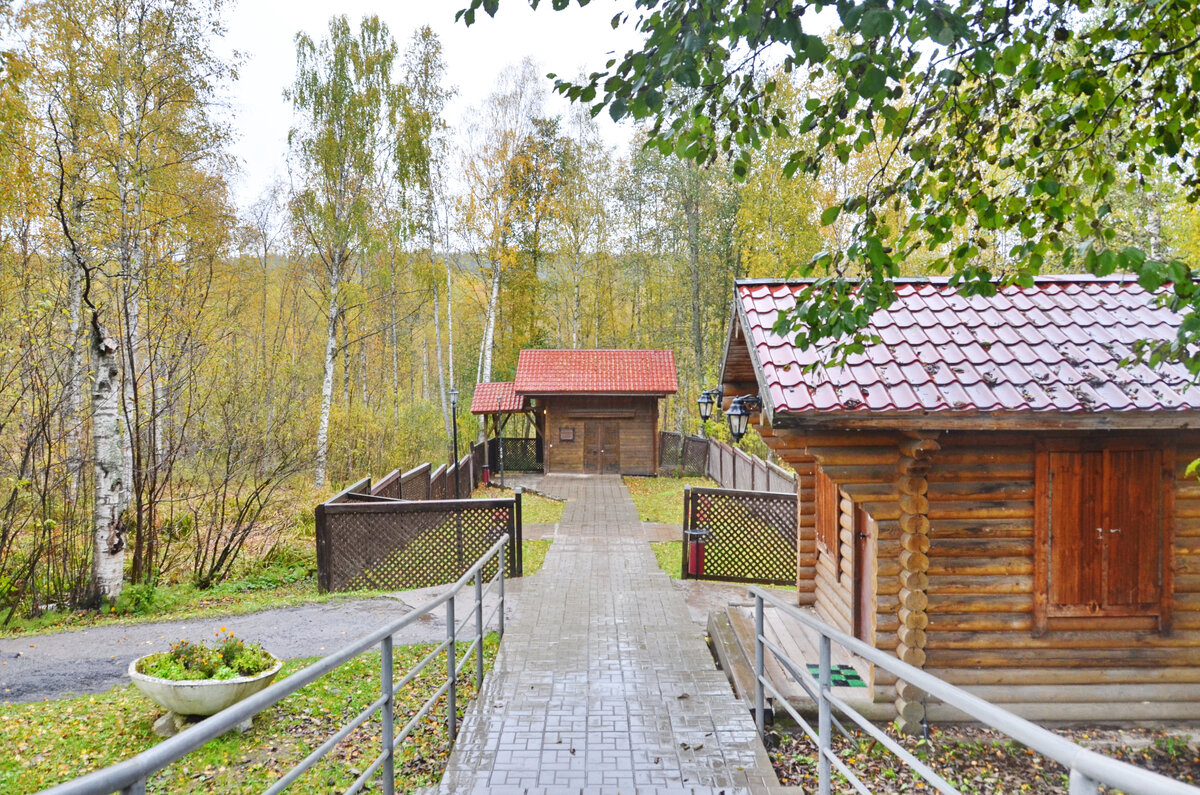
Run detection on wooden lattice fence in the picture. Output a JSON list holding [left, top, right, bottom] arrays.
[[681, 485, 796, 586], [659, 431, 710, 476], [316, 441, 518, 592], [489, 437, 541, 472], [316, 494, 522, 592]]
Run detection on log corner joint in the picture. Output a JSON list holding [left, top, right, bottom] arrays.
[[895, 431, 939, 735]]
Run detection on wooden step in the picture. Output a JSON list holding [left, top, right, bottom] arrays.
[[707, 607, 767, 719]]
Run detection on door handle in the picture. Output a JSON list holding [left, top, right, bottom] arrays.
[[1109, 528, 1122, 534]]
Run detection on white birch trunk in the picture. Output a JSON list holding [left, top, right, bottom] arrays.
[[65, 244, 85, 495], [480, 259, 501, 384], [446, 256, 455, 393], [91, 327, 127, 602], [432, 277, 450, 443], [314, 291, 339, 489], [421, 332, 429, 401]]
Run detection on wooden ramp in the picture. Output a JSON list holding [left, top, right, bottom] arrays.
[[709, 603, 896, 724]]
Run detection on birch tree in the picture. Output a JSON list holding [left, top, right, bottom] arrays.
[[288, 15, 401, 488], [402, 26, 455, 442], [458, 58, 545, 384]]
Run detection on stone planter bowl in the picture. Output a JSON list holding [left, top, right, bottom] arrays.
[[129, 654, 284, 718]]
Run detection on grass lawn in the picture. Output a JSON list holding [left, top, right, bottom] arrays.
[[622, 476, 716, 525], [522, 539, 551, 577], [651, 540, 684, 579], [472, 485, 565, 525], [3, 538, 549, 638], [0, 637, 497, 794]]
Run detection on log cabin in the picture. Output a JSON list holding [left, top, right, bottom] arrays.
[[719, 276, 1200, 729], [473, 349, 677, 476]]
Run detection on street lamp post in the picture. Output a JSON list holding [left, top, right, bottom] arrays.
[[450, 387, 460, 500], [496, 396, 505, 489]]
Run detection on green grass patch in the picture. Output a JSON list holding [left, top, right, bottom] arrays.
[[521, 539, 551, 577], [0, 637, 497, 793], [473, 485, 564, 525], [1, 558, 348, 638], [622, 476, 716, 525], [651, 541, 683, 579], [6, 537, 548, 638]]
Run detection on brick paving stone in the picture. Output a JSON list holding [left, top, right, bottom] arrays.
[[430, 475, 782, 795]]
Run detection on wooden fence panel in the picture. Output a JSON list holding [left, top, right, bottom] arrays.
[[316, 493, 523, 592], [681, 486, 796, 585]]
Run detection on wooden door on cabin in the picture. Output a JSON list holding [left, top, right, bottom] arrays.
[[1045, 448, 1163, 615], [853, 504, 876, 644], [584, 422, 621, 474]]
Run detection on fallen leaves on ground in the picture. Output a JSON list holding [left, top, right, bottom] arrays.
[[769, 724, 1200, 793]]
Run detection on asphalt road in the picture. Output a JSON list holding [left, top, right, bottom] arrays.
[[0, 557, 760, 706], [0, 583, 516, 705]]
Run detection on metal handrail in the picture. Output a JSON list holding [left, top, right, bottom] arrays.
[[42, 535, 512, 795], [749, 586, 1200, 795]]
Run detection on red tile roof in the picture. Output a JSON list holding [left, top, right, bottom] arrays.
[[470, 382, 527, 414], [735, 278, 1200, 417], [514, 349, 678, 395]]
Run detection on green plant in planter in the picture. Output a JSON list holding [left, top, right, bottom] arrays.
[[137, 629, 275, 681]]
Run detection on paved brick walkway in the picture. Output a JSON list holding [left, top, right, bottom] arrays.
[[433, 475, 780, 794]]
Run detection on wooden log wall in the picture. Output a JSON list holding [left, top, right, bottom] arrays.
[[795, 455, 817, 606], [542, 395, 658, 475], [921, 431, 1200, 723], [763, 426, 904, 713], [760, 419, 1200, 724]]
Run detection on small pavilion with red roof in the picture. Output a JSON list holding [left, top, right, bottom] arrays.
[[472, 349, 678, 476]]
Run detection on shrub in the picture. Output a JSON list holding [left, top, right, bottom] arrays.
[[113, 583, 157, 615]]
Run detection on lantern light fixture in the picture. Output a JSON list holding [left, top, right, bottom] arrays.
[[725, 395, 763, 443], [696, 386, 724, 423]]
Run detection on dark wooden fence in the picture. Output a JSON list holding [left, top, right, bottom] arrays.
[[681, 485, 796, 586], [659, 431, 710, 476], [659, 432, 797, 494], [707, 439, 797, 493], [316, 441, 523, 592], [487, 437, 541, 472]]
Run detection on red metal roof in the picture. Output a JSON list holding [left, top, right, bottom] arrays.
[[735, 278, 1200, 416], [514, 349, 678, 395], [470, 382, 527, 414]]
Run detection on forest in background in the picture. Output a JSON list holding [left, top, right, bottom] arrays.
[[2, 0, 1199, 617]]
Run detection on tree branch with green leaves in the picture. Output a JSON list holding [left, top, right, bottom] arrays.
[[460, 0, 1200, 371]]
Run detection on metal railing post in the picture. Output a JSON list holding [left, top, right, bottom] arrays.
[[498, 544, 506, 638], [475, 571, 485, 688], [818, 633, 832, 795], [380, 635, 395, 795], [121, 780, 146, 795], [446, 596, 457, 744], [754, 594, 765, 738], [686, 485, 696, 578], [1070, 770, 1100, 795]]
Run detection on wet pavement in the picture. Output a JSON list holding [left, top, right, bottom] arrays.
[[430, 475, 780, 794]]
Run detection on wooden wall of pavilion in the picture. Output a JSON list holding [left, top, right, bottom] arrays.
[[541, 395, 660, 476]]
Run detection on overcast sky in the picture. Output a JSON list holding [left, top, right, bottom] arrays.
[[218, 0, 642, 210]]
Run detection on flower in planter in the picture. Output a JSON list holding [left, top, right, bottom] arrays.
[[138, 629, 275, 681]]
